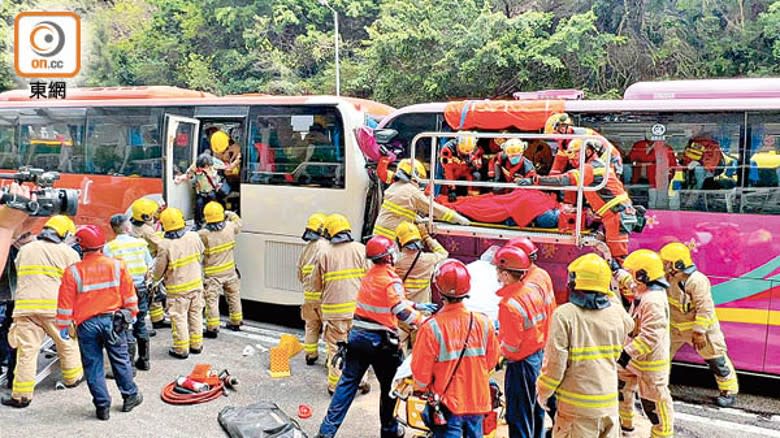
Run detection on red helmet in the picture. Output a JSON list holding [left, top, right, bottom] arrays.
[[366, 235, 398, 264], [506, 237, 538, 260], [492, 246, 531, 272], [76, 225, 106, 251], [432, 259, 471, 299]]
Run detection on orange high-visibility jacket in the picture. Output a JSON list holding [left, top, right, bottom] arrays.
[[411, 302, 500, 415], [497, 280, 552, 362], [526, 264, 557, 325], [353, 264, 422, 331], [56, 253, 138, 328]]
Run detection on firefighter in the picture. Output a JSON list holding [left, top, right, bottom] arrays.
[[505, 237, 555, 316], [393, 221, 447, 349], [56, 225, 142, 420], [660, 242, 738, 407], [493, 245, 553, 438], [524, 139, 638, 263], [617, 249, 674, 437], [439, 132, 484, 201], [129, 198, 169, 330], [311, 214, 369, 394], [489, 139, 537, 184], [373, 158, 470, 240], [298, 212, 329, 365], [537, 253, 634, 438], [153, 207, 206, 359], [104, 214, 154, 371], [1, 215, 83, 408], [545, 113, 623, 179], [199, 202, 243, 338], [411, 258, 500, 437], [316, 236, 425, 438]]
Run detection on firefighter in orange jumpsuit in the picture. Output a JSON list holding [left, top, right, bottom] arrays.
[[660, 242, 738, 407], [2, 215, 83, 409], [617, 250, 674, 438], [316, 236, 424, 438], [545, 113, 623, 179], [439, 132, 484, 201], [537, 253, 634, 438], [489, 139, 537, 185], [129, 198, 169, 330], [298, 212, 329, 365], [493, 245, 555, 438], [411, 259, 500, 438], [525, 139, 638, 263], [56, 225, 142, 420]]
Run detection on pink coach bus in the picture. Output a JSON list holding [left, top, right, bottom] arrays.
[[375, 78, 780, 376]]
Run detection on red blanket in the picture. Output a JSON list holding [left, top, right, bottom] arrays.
[[439, 190, 558, 227]]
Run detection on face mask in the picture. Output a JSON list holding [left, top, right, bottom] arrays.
[[509, 155, 522, 166]]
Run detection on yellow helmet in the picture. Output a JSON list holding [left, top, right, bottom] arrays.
[[567, 253, 611, 294], [395, 221, 422, 248], [544, 113, 572, 134], [684, 142, 705, 161], [159, 208, 185, 232], [306, 212, 328, 233], [397, 158, 427, 179], [502, 138, 528, 157], [203, 202, 225, 224], [456, 132, 477, 155], [44, 215, 76, 238], [624, 249, 666, 284], [325, 214, 351, 237], [659, 242, 694, 271], [210, 131, 230, 154], [131, 198, 159, 222]]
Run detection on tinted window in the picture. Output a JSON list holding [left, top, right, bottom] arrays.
[[86, 107, 163, 177], [17, 107, 87, 173], [0, 109, 19, 169], [745, 113, 780, 214], [385, 112, 439, 165]]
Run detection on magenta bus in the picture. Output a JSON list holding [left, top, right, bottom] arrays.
[[375, 78, 780, 376]]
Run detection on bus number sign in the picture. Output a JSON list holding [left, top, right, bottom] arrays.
[[651, 123, 666, 141]]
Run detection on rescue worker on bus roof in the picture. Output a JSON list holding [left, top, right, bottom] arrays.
[[311, 214, 370, 395], [660, 242, 738, 408], [153, 207, 206, 359], [488, 139, 537, 186], [199, 202, 243, 338], [298, 212, 330, 365], [393, 221, 448, 350], [537, 253, 634, 438], [129, 197, 170, 331], [104, 213, 154, 371], [617, 249, 674, 438], [411, 258, 500, 438], [373, 158, 470, 240], [2, 215, 83, 409], [315, 236, 426, 438], [493, 244, 555, 438], [56, 225, 143, 421], [545, 113, 624, 179], [521, 139, 640, 264], [439, 132, 484, 201]]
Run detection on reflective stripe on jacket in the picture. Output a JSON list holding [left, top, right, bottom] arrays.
[[411, 302, 500, 415], [625, 285, 671, 378], [198, 214, 242, 279], [153, 232, 205, 295], [497, 280, 553, 362], [132, 222, 163, 257], [373, 181, 457, 239], [311, 241, 367, 320], [13, 239, 80, 318], [539, 159, 630, 218], [667, 270, 719, 334], [104, 234, 153, 286], [394, 236, 448, 304], [297, 239, 329, 303], [354, 264, 421, 331]]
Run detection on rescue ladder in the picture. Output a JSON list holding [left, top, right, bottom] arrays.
[[409, 131, 615, 259], [0, 337, 59, 388]]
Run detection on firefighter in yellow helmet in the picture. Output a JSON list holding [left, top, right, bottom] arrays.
[[617, 249, 674, 438], [211, 131, 242, 191], [537, 253, 633, 437], [373, 158, 469, 240], [298, 212, 329, 365], [152, 208, 206, 359], [439, 131, 484, 201], [545, 113, 623, 179], [393, 221, 448, 350], [2, 215, 83, 408], [198, 202, 243, 338], [129, 198, 169, 330], [660, 242, 738, 407], [311, 214, 370, 394]]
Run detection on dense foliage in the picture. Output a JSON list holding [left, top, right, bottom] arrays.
[[3, 0, 780, 105]]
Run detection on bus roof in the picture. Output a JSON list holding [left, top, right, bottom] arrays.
[[0, 86, 215, 101], [623, 78, 780, 100]]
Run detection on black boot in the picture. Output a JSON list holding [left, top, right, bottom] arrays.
[[122, 392, 143, 412], [96, 406, 110, 420], [152, 319, 171, 329], [716, 392, 736, 408], [135, 339, 150, 371], [1, 396, 30, 408]]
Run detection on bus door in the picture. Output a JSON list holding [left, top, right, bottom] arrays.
[[164, 115, 200, 221]]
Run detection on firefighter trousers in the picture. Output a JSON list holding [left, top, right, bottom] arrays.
[[602, 211, 629, 261], [167, 290, 204, 354], [301, 301, 322, 360], [8, 314, 83, 400], [149, 300, 165, 323], [671, 328, 738, 394], [552, 411, 619, 438], [618, 367, 674, 438], [324, 319, 352, 392], [204, 275, 243, 331]]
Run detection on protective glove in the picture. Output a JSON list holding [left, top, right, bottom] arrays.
[[416, 223, 430, 239], [451, 212, 471, 226], [59, 327, 70, 340], [448, 191, 457, 203], [515, 178, 533, 186], [415, 303, 439, 313], [615, 269, 635, 297], [617, 350, 631, 369], [472, 171, 481, 181], [692, 331, 707, 351]]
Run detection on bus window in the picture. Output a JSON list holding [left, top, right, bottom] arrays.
[[744, 113, 780, 214], [384, 112, 439, 166], [18, 108, 86, 174], [0, 109, 19, 169], [577, 112, 743, 213], [246, 106, 345, 189], [86, 107, 163, 178]]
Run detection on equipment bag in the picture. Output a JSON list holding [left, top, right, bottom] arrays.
[[218, 401, 308, 438]]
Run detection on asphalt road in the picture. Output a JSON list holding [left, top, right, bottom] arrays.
[[1, 320, 780, 437]]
